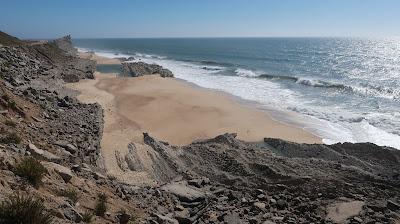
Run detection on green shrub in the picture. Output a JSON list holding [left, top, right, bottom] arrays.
[[0, 194, 53, 224], [8, 100, 17, 110], [4, 120, 16, 127], [94, 193, 107, 217], [81, 212, 93, 223], [14, 157, 47, 187], [0, 131, 21, 144], [56, 188, 79, 204]]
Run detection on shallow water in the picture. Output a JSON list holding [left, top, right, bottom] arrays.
[[74, 38, 400, 149]]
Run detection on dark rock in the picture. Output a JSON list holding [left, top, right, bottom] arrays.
[[387, 200, 400, 211], [122, 62, 174, 78], [276, 199, 287, 209], [116, 211, 131, 224], [59, 203, 82, 223]]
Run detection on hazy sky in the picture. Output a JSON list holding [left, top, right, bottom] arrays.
[[1, 0, 399, 39]]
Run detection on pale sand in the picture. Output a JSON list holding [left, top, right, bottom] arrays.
[[79, 52, 121, 65], [67, 53, 321, 184]]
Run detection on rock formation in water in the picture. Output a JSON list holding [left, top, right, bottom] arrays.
[[122, 61, 174, 78]]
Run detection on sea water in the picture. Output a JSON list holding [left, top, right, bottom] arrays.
[[74, 38, 400, 149]]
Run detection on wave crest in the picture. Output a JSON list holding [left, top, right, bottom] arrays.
[[257, 74, 399, 100], [235, 68, 259, 77]]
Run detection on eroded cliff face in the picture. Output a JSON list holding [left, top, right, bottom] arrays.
[[0, 32, 399, 224]]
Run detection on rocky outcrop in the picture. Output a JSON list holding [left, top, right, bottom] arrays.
[[51, 35, 78, 56], [122, 62, 174, 78], [133, 133, 400, 223], [0, 44, 102, 166]]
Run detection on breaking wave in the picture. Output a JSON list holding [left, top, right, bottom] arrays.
[[257, 74, 400, 100]]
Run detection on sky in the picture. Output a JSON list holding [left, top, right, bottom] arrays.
[[1, 0, 400, 39]]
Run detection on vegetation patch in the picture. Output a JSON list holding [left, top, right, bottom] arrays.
[[56, 188, 79, 204], [94, 193, 107, 217], [81, 212, 93, 223], [14, 157, 47, 187], [0, 194, 53, 224], [4, 120, 16, 127], [0, 131, 21, 144]]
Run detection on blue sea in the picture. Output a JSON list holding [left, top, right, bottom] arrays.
[[73, 38, 400, 149]]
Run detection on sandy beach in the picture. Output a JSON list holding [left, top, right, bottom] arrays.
[[67, 53, 321, 183]]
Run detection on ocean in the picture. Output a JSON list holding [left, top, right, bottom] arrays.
[[73, 38, 400, 149]]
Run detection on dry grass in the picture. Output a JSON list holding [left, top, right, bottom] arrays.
[[0, 194, 53, 224], [14, 157, 47, 187], [94, 193, 107, 217]]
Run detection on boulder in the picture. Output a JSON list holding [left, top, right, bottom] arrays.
[[44, 161, 74, 183], [121, 62, 174, 78], [253, 202, 266, 210], [161, 183, 206, 203], [59, 203, 82, 223], [326, 200, 365, 223], [54, 141, 77, 154], [27, 143, 61, 163]]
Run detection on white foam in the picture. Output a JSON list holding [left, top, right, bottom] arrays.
[[235, 68, 259, 77]]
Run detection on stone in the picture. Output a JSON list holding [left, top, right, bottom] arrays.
[[387, 200, 400, 211], [71, 164, 80, 172], [263, 221, 276, 224], [253, 202, 266, 210], [326, 201, 365, 223], [27, 143, 61, 163], [276, 199, 286, 209], [174, 209, 190, 223], [44, 161, 73, 183], [188, 179, 203, 188], [154, 214, 179, 224], [161, 183, 206, 203], [121, 62, 174, 78], [116, 211, 131, 224], [27, 143, 44, 157], [54, 141, 77, 154], [59, 203, 82, 223], [93, 171, 107, 180]]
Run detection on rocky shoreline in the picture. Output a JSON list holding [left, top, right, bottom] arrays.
[[121, 61, 174, 78], [0, 31, 399, 224]]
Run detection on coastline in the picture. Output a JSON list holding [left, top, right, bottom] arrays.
[[67, 52, 321, 182], [71, 52, 321, 144], [2, 32, 399, 223]]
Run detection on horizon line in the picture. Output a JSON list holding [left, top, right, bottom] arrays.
[[30, 35, 399, 40]]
